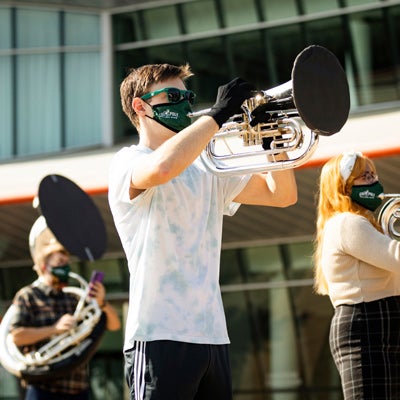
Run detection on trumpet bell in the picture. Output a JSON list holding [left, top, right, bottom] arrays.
[[378, 197, 400, 240]]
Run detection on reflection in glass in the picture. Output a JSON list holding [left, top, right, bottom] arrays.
[[221, 244, 340, 399], [16, 8, 59, 48]]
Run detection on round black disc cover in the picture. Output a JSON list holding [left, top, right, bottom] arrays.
[[38, 174, 107, 261], [292, 45, 350, 136]]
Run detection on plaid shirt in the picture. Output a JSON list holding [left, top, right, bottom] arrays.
[[10, 280, 89, 395]]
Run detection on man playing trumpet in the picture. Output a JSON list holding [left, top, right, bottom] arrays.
[[108, 63, 297, 399]]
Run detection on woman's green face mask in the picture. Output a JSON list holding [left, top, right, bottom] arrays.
[[350, 181, 384, 211]]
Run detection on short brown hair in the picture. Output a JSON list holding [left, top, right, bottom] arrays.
[[120, 63, 193, 129]]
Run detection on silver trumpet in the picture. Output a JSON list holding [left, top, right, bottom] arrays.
[[378, 194, 400, 240], [189, 45, 350, 176]]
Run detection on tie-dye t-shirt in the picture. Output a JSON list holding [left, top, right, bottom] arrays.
[[108, 144, 250, 350]]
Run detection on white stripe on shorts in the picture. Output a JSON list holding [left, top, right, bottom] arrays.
[[134, 340, 146, 399]]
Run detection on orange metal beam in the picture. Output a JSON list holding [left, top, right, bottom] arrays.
[[2, 146, 400, 206]]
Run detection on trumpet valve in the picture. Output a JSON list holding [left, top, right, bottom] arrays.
[[246, 92, 266, 109]]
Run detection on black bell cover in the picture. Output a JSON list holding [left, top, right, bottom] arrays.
[[292, 45, 350, 136], [37, 174, 107, 261]]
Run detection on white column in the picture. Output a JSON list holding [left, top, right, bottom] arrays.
[[267, 286, 302, 400], [101, 11, 114, 147], [349, 17, 372, 106]]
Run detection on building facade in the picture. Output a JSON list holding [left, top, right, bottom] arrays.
[[0, 0, 400, 399]]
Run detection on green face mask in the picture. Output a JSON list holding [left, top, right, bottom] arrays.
[[350, 181, 384, 211], [150, 100, 193, 133], [49, 264, 71, 283]]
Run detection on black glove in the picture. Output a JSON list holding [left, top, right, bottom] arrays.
[[207, 77, 254, 128], [250, 103, 273, 127]]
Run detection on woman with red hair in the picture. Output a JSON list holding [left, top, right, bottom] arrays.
[[314, 151, 400, 399]]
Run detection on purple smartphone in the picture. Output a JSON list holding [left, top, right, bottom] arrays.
[[89, 270, 104, 284]]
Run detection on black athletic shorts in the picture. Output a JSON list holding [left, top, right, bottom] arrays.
[[124, 340, 232, 400]]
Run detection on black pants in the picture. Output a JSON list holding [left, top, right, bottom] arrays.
[[330, 297, 400, 400], [124, 340, 232, 400]]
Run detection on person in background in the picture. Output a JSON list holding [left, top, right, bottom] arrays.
[[313, 151, 400, 399], [9, 216, 121, 400], [108, 63, 297, 399]]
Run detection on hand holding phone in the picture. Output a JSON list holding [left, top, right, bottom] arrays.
[[89, 270, 104, 285], [88, 270, 105, 298]]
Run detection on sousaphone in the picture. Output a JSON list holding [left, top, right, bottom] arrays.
[[0, 174, 108, 383]]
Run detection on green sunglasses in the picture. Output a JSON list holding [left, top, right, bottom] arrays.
[[141, 87, 196, 105]]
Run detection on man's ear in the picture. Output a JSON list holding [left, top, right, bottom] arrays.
[[132, 97, 149, 116], [36, 263, 47, 275]]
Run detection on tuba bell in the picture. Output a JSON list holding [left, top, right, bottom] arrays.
[[190, 45, 350, 176], [0, 174, 108, 383], [378, 194, 400, 240]]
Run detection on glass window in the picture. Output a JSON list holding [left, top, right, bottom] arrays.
[[262, 0, 298, 21], [0, 266, 35, 301], [64, 12, 100, 46], [182, 0, 219, 33], [223, 289, 268, 396], [220, 0, 259, 26], [390, 7, 400, 69], [89, 354, 125, 399], [65, 52, 101, 148], [349, 9, 399, 105], [114, 49, 147, 141], [185, 36, 229, 108], [302, 17, 350, 106], [0, 56, 13, 160], [16, 54, 61, 156], [265, 25, 304, 86], [302, 0, 339, 14], [145, 42, 186, 65], [225, 31, 273, 90], [16, 8, 59, 48], [84, 257, 129, 293], [0, 7, 12, 49], [345, 0, 376, 5], [220, 243, 341, 398], [245, 246, 282, 277], [303, 17, 346, 63], [113, 12, 144, 45], [142, 6, 180, 40], [222, 285, 341, 398], [0, 365, 20, 399], [287, 242, 314, 275], [290, 282, 338, 389]]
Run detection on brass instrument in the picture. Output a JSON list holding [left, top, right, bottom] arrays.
[[378, 194, 400, 240], [190, 45, 350, 176], [0, 272, 106, 382], [0, 174, 108, 382]]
